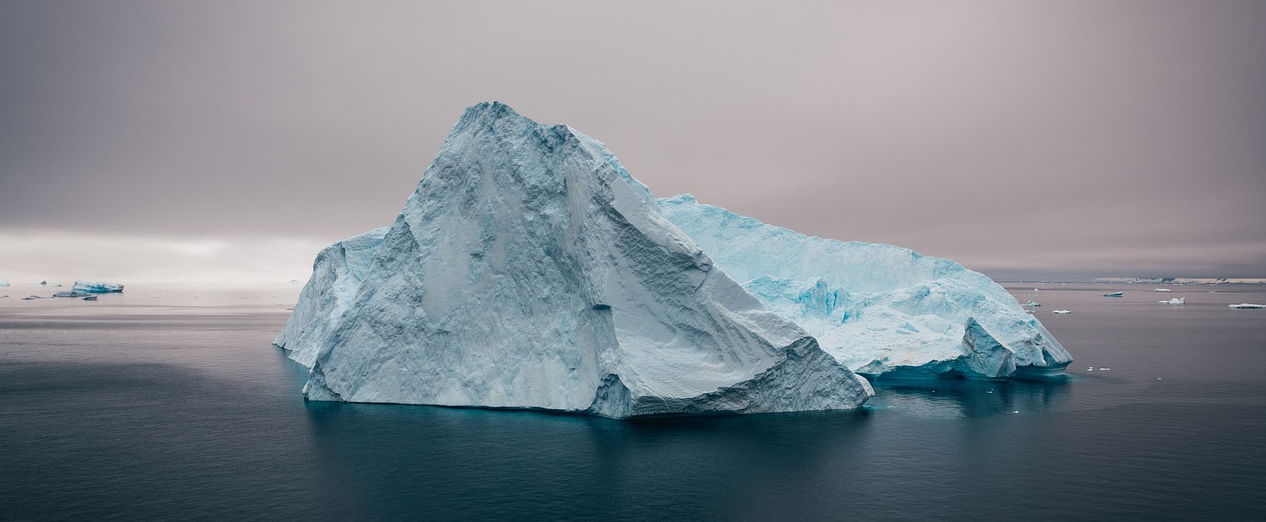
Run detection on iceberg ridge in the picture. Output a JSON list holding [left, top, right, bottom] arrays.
[[657, 194, 1072, 379]]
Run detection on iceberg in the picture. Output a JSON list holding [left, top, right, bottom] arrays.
[[1052, 310, 1072, 314], [1229, 303, 1265, 309], [658, 195, 1072, 380], [0, 280, 8, 287], [72, 281, 124, 293], [1102, 291, 1124, 297], [276, 102, 873, 418], [52, 290, 92, 298], [1023, 300, 1041, 307], [1154, 288, 1172, 292], [1159, 297, 1185, 305]]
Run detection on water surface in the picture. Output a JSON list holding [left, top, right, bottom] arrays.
[[2, 282, 1264, 520]]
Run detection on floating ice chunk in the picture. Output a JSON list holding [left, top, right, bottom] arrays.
[[1154, 288, 1172, 292], [1102, 292, 1124, 297], [21, 295, 41, 300], [1099, 368, 1110, 371], [53, 290, 92, 298], [1052, 310, 1072, 314], [39, 280, 47, 286], [1229, 303, 1265, 309], [1023, 300, 1041, 307], [72, 281, 124, 293], [82, 296, 98, 301], [0, 281, 9, 287], [1159, 297, 1185, 305]]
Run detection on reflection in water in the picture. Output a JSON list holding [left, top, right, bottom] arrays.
[[867, 378, 1072, 418], [300, 402, 880, 520]]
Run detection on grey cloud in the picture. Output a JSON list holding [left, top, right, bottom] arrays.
[[1, 0, 1263, 279]]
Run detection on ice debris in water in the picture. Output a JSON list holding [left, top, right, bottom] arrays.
[[1023, 300, 1041, 307], [275, 102, 873, 419], [72, 281, 124, 293], [1228, 303, 1265, 309], [1154, 288, 1171, 292], [1052, 310, 1072, 314], [82, 296, 98, 301], [21, 295, 41, 300], [52, 290, 92, 298], [0, 280, 9, 287], [1102, 291, 1124, 297], [1159, 297, 1185, 305]]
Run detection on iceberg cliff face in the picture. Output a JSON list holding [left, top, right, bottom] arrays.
[[274, 227, 389, 367], [277, 102, 873, 417], [658, 195, 1072, 379]]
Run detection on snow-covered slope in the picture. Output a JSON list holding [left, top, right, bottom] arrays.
[[277, 102, 873, 418], [658, 195, 1072, 379]]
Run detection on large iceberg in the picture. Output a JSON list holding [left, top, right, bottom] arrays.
[[658, 195, 1072, 379], [276, 102, 873, 418]]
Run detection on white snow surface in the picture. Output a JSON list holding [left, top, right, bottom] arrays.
[[276, 102, 872, 418], [657, 195, 1073, 379]]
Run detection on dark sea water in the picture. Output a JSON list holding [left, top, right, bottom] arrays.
[[2, 282, 1265, 521]]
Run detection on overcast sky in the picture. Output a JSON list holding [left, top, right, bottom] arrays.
[[1, 0, 1264, 282]]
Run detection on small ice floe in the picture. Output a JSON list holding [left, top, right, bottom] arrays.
[[1154, 288, 1172, 292], [39, 280, 47, 286], [82, 296, 98, 301], [1033, 288, 1040, 292], [1229, 303, 1265, 309], [1023, 300, 1041, 307], [1102, 291, 1124, 297], [1099, 368, 1111, 371], [1156, 377, 1163, 380], [0, 280, 9, 287], [53, 290, 92, 298], [1087, 367, 1094, 371], [21, 295, 41, 300], [1159, 297, 1185, 305], [1012, 410, 1020, 414], [53, 283, 62, 287], [1052, 309, 1072, 314], [72, 281, 124, 293]]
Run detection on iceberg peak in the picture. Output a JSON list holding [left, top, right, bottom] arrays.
[[277, 103, 873, 418]]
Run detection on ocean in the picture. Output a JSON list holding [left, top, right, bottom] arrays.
[[2, 282, 1264, 520]]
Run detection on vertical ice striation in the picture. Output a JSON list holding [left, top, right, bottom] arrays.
[[658, 195, 1072, 379], [277, 102, 873, 417]]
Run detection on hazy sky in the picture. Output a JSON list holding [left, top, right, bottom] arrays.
[[1, 0, 1264, 282]]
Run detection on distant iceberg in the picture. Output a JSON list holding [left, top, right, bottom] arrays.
[[0, 280, 9, 287], [1229, 303, 1265, 309], [1052, 310, 1072, 314], [52, 290, 93, 298], [72, 281, 124, 293], [1159, 297, 1185, 305], [1102, 292, 1124, 297]]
